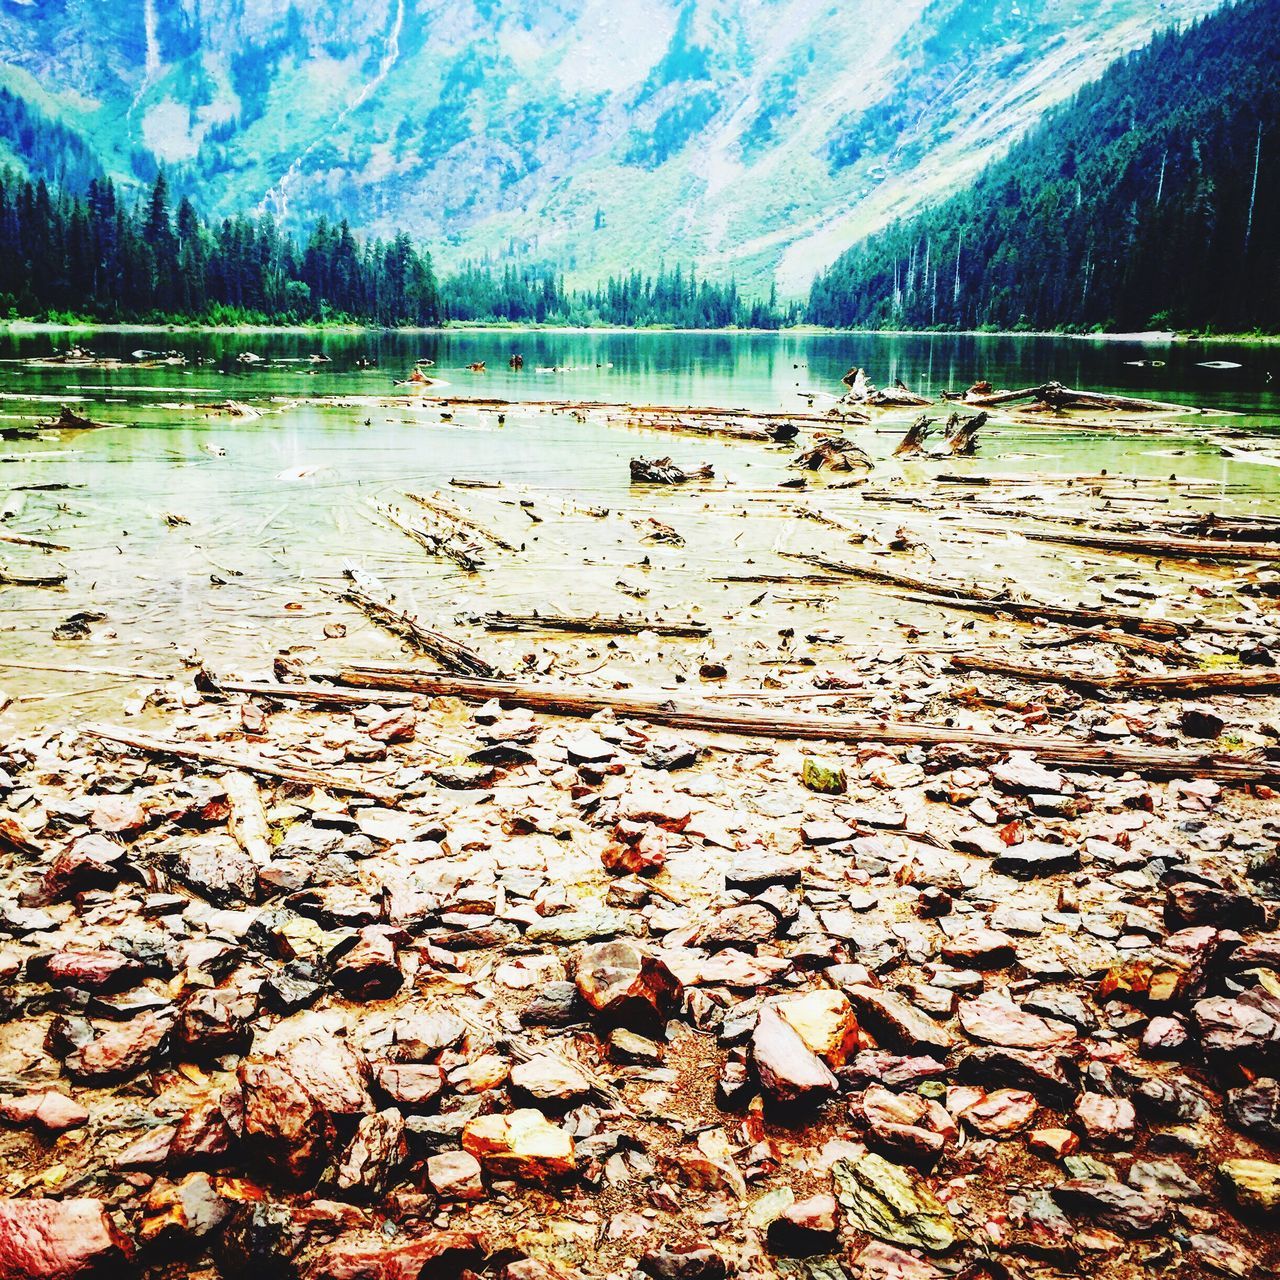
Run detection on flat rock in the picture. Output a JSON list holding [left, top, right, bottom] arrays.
[[1050, 1179, 1168, 1235], [1219, 1159, 1280, 1216], [957, 992, 1075, 1049], [844, 985, 956, 1056], [958, 1088, 1038, 1136], [0, 1091, 90, 1135], [832, 1149, 962, 1253], [1075, 1094, 1136, 1147]]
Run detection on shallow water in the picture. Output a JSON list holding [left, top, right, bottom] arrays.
[[0, 329, 1277, 732]]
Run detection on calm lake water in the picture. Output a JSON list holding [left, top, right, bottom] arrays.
[[2, 328, 1278, 421], [0, 328, 1277, 730]]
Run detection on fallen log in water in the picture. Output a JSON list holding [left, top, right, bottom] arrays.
[[782, 551, 1189, 639], [0, 567, 66, 587], [630, 456, 714, 484], [945, 381, 1218, 416], [480, 611, 710, 637], [0, 531, 69, 551], [374, 501, 485, 571], [338, 566, 499, 678], [404, 491, 519, 551], [993, 526, 1280, 564], [311, 666, 1280, 783], [950, 655, 1280, 697], [83, 725, 398, 801]]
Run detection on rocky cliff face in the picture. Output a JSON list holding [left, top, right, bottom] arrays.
[[0, 0, 1223, 292]]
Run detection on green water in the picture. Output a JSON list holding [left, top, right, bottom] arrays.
[[0, 329, 1276, 730]]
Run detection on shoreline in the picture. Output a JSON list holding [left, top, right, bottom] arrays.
[[2, 319, 1278, 344]]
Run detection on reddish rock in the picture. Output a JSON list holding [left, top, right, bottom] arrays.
[[941, 925, 1015, 968], [957, 1088, 1037, 1137], [957, 992, 1074, 1050], [372, 1064, 444, 1110], [427, 1150, 485, 1201], [510, 1055, 594, 1109], [329, 928, 403, 1001], [601, 822, 667, 876], [38, 948, 143, 994], [336, 1109, 407, 1198], [64, 1012, 171, 1083], [173, 990, 253, 1060], [89, 795, 148, 837], [844, 985, 957, 1056], [1140, 1015, 1190, 1059], [0, 1197, 132, 1278], [238, 1059, 336, 1183], [1075, 1094, 1137, 1147], [137, 1172, 231, 1248], [852, 1084, 955, 1163], [1029, 1128, 1081, 1159], [767, 1193, 839, 1255], [307, 1231, 485, 1280], [847, 1240, 944, 1280], [167, 1101, 234, 1168], [1050, 1180, 1168, 1235], [751, 1005, 838, 1107], [573, 941, 682, 1028], [638, 1244, 727, 1280], [0, 1091, 89, 1136], [36, 835, 125, 904]]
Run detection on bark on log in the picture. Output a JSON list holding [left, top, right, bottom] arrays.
[[374, 501, 485, 571], [1002, 527, 1280, 564], [950, 655, 1280, 697], [480, 612, 710, 637], [404, 492, 519, 552], [893, 414, 934, 457], [945, 411, 987, 456], [223, 770, 274, 863]]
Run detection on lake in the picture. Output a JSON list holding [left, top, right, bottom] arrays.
[[1, 328, 1277, 731]]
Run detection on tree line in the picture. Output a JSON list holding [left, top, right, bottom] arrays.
[[0, 169, 443, 327], [807, 0, 1280, 333], [0, 167, 792, 330]]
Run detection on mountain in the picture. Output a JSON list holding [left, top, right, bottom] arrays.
[[0, 0, 1225, 297], [806, 0, 1280, 332]]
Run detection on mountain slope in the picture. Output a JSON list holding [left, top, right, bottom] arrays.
[[0, 0, 1225, 295], [807, 0, 1280, 332]]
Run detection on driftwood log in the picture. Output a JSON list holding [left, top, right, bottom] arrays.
[[83, 725, 398, 801], [338, 566, 498, 677], [950, 655, 1280, 697], [292, 666, 1280, 784]]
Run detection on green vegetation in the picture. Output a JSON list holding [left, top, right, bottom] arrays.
[[0, 169, 443, 327], [0, 168, 791, 329], [808, 0, 1280, 333]]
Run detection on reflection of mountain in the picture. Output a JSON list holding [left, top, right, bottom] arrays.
[[0, 0, 1222, 294]]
